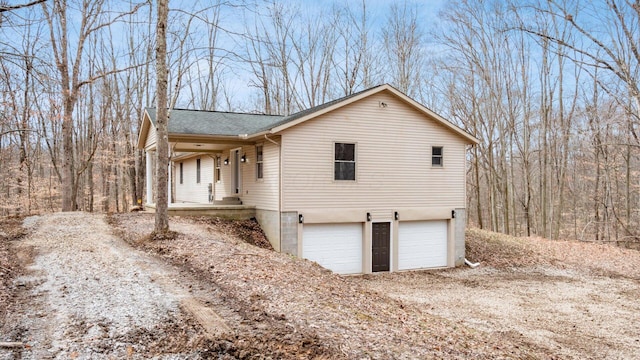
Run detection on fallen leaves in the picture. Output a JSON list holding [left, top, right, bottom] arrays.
[[110, 214, 547, 359], [0, 217, 26, 326], [466, 227, 640, 279]]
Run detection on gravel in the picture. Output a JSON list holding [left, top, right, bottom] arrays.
[[363, 249, 640, 359], [6, 212, 638, 359], [0, 212, 204, 359]]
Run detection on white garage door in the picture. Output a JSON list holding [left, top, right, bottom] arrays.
[[398, 220, 448, 270], [302, 223, 363, 274]]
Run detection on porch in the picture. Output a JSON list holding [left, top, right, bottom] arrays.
[[145, 202, 256, 220]]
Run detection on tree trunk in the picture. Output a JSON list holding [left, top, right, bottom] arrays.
[[154, 0, 170, 232], [62, 102, 75, 211]]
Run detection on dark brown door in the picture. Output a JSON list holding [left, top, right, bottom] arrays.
[[372, 222, 390, 272]]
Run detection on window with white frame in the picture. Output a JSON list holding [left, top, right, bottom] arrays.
[[215, 157, 221, 183], [196, 158, 201, 183], [256, 145, 264, 180], [334, 142, 356, 181], [432, 146, 443, 167]]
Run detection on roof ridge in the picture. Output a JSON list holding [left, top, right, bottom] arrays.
[[146, 107, 284, 117]]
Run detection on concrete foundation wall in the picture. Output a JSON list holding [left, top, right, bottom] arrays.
[[454, 208, 466, 267], [280, 211, 298, 256], [255, 209, 280, 251]]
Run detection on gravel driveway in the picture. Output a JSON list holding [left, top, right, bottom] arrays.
[[0, 212, 214, 359], [362, 265, 640, 359], [4, 212, 639, 359]]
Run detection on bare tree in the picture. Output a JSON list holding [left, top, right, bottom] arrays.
[[41, 0, 146, 211], [333, 1, 377, 95], [155, 0, 169, 232], [0, 0, 46, 13], [382, 1, 424, 97]]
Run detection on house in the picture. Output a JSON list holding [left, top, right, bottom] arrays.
[[137, 84, 479, 274]]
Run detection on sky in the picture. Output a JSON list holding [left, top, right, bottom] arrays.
[[165, 0, 449, 110], [0, 0, 479, 113]]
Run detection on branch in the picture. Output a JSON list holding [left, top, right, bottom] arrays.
[[0, 129, 37, 137], [84, 1, 149, 37], [0, 0, 46, 13], [75, 62, 150, 89]]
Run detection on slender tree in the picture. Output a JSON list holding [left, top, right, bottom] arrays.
[[154, 0, 169, 232]]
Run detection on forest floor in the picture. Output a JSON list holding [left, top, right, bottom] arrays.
[[0, 213, 638, 359]]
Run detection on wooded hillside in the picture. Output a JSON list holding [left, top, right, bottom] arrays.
[[1, 0, 638, 244]]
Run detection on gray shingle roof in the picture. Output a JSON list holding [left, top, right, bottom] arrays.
[[259, 84, 386, 130], [145, 108, 285, 136], [145, 85, 386, 137]]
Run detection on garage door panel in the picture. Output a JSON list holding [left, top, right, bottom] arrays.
[[303, 223, 362, 274], [398, 220, 447, 270]]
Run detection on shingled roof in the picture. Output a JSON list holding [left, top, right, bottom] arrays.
[[145, 85, 387, 137], [145, 108, 285, 136], [139, 84, 478, 148]]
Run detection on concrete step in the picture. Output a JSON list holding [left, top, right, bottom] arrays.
[[216, 197, 242, 205]]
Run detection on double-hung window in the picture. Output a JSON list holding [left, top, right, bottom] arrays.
[[432, 146, 443, 167], [334, 143, 356, 181], [196, 158, 201, 183], [256, 145, 264, 180], [215, 157, 221, 182]]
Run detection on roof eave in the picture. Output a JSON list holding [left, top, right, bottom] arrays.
[[384, 87, 480, 145], [266, 84, 478, 145], [169, 133, 253, 143], [270, 85, 389, 134], [136, 109, 152, 150]]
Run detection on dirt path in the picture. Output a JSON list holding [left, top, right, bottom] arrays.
[[362, 266, 640, 359], [7, 212, 636, 359], [0, 212, 221, 359]]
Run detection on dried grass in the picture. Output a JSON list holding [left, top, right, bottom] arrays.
[[466, 227, 640, 279]]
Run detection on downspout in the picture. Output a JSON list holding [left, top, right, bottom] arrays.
[[264, 133, 279, 146], [465, 258, 480, 268]]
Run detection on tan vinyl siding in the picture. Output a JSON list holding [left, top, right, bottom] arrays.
[[239, 139, 280, 211], [144, 126, 157, 149], [281, 92, 467, 211], [175, 156, 214, 203]]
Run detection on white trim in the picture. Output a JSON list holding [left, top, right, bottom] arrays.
[[214, 156, 221, 183], [146, 151, 153, 204], [255, 144, 264, 181], [168, 159, 172, 204], [431, 146, 444, 168], [333, 141, 357, 182]]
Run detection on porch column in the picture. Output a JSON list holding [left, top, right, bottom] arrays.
[[168, 160, 172, 204], [145, 150, 153, 204]]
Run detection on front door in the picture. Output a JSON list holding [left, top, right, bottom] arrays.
[[232, 148, 242, 194], [372, 222, 390, 272]]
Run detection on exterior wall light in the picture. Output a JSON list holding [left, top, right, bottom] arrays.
[[394, 211, 399, 221], [224, 158, 229, 165], [366, 212, 372, 222], [451, 210, 456, 219], [299, 214, 304, 224], [240, 154, 247, 163]]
